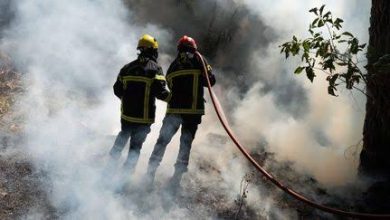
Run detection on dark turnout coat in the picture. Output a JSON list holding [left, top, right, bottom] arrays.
[[113, 56, 170, 124], [166, 52, 216, 115]]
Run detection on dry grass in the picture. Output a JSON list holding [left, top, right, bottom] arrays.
[[0, 53, 23, 133], [0, 53, 56, 220]]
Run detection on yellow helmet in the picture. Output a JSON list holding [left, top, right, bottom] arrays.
[[137, 34, 158, 49]]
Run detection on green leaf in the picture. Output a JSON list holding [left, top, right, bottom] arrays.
[[290, 42, 300, 55], [316, 36, 324, 42], [334, 18, 344, 23], [323, 12, 331, 20], [350, 38, 359, 54], [319, 5, 325, 16], [333, 18, 344, 24], [342, 31, 353, 37], [359, 43, 367, 49], [301, 52, 309, 62], [327, 85, 338, 96], [312, 18, 319, 27], [334, 18, 343, 29], [329, 74, 339, 84], [323, 57, 335, 71], [311, 58, 316, 67], [305, 67, 316, 82], [352, 75, 361, 84], [309, 7, 318, 15], [317, 41, 330, 57], [303, 40, 311, 51], [318, 19, 324, 27], [294, 66, 305, 74], [336, 62, 348, 66]]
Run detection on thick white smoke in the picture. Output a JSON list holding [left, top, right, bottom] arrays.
[[226, 0, 370, 186], [1, 0, 189, 219], [1, 0, 371, 219]]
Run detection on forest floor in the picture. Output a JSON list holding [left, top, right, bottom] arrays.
[[0, 60, 56, 219], [0, 55, 382, 220], [0, 58, 310, 219]]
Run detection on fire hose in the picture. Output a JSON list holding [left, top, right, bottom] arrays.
[[195, 51, 390, 219]]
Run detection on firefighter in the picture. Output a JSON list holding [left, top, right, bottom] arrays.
[[146, 35, 216, 191], [109, 34, 170, 174]]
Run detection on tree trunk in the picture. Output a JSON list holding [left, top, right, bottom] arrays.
[[359, 0, 390, 178]]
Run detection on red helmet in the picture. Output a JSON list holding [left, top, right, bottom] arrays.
[[177, 35, 197, 51]]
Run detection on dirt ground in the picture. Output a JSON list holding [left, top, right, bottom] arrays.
[[0, 134, 57, 220], [0, 60, 55, 219]]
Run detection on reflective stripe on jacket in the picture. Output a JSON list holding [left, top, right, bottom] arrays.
[[113, 56, 170, 124], [166, 52, 216, 115]]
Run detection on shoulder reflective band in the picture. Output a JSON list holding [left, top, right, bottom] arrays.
[[122, 75, 153, 83], [154, 74, 166, 81], [166, 69, 201, 81]]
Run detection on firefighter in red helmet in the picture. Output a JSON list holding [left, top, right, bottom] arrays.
[[109, 34, 170, 174], [146, 35, 216, 191]]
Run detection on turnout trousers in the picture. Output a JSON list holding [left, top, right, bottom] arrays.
[[147, 114, 200, 178], [109, 121, 151, 172]]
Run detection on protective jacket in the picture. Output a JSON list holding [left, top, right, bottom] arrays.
[[166, 52, 216, 115], [114, 56, 169, 124]]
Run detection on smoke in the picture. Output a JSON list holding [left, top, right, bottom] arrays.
[[0, 0, 371, 219], [0, 0, 14, 38], [227, 0, 370, 184], [124, 0, 309, 118], [0, 0, 189, 219]]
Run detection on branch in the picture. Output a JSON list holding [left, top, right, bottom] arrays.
[[338, 77, 370, 98]]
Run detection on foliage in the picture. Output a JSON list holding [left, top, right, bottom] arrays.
[[280, 5, 367, 96]]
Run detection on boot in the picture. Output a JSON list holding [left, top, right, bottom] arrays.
[[166, 169, 184, 195], [122, 150, 139, 175], [143, 165, 157, 191]]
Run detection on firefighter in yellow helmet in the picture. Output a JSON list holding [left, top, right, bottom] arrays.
[[109, 34, 170, 174]]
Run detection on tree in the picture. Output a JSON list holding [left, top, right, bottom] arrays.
[[281, 1, 390, 179], [360, 0, 390, 178]]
